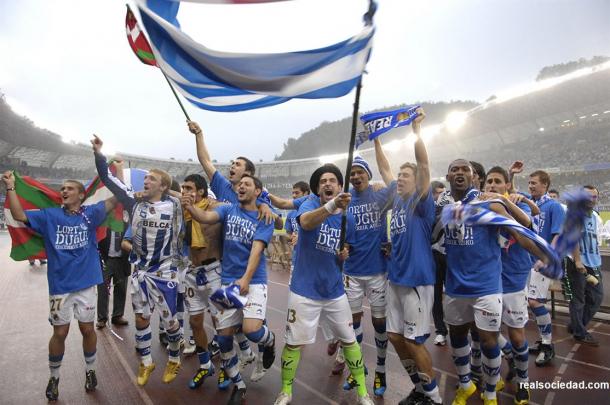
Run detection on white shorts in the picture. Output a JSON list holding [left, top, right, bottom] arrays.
[[48, 286, 97, 326], [284, 291, 356, 346], [344, 273, 387, 318], [444, 294, 503, 332], [502, 289, 528, 328], [528, 269, 551, 301], [386, 283, 433, 344], [320, 318, 336, 342], [184, 261, 222, 316], [177, 265, 188, 294], [215, 283, 268, 330]]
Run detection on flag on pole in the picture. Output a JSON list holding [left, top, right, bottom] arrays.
[[181, 0, 290, 4], [126, 4, 158, 66], [354, 131, 369, 150], [4, 169, 147, 261], [360, 105, 420, 142], [132, 0, 376, 112]]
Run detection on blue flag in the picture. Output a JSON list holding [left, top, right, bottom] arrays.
[[354, 131, 369, 150], [360, 105, 420, 142], [135, 0, 376, 112]]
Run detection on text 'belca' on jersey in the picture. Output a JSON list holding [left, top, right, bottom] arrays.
[[130, 198, 183, 272]]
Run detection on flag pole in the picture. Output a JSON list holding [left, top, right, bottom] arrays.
[[160, 70, 191, 121], [337, 0, 375, 265], [339, 77, 363, 265]]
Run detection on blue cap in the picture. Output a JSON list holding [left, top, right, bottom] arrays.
[[352, 156, 372, 180]]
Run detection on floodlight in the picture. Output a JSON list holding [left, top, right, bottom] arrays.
[[318, 152, 346, 164], [445, 111, 468, 133]]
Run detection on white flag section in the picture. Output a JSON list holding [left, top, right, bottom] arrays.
[[177, 0, 290, 4], [135, 0, 375, 112]]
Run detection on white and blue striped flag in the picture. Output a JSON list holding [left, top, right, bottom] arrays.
[[441, 200, 563, 279], [135, 0, 376, 112]]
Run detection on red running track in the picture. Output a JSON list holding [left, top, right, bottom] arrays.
[[0, 234, 608, 404]]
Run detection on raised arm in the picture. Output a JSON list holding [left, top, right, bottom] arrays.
[[508, 160, 524, 192], [103, 159, 125, 213], [374, 138, 394, 186], [412, 108, 430, 197], [268, 193, 296, 210], [91, 135, 135, 212], [300, 193, 351, 231], [188, 121, 217, 181], [2, 171, 27, 223]]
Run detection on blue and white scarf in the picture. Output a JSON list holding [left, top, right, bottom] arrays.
[[441, 190, 591, 279], [441, 200, 563, 278], [532, 193, 552, 233]]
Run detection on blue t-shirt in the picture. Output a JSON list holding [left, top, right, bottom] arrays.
[[533, 198, 565, 244], [292, 195, 313, 210], [291, 197, 355, 300], [26, 202, 107, 295], [389, 189, 436, 287], [344, 185, 393, 277], [285, 210, 299, 267], [444, 201, 502, 297], [579, 213, 601, 268], [501, 202, 533, 293], [210, 171, 273, 210], [210, 171, 238, 204], [215, 204, 274, 284]]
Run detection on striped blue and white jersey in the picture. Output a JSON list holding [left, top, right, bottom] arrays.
[[128, 198, 184, 272], [95, 153, 185, 272]]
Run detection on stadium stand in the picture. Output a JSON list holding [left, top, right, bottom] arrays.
[[1, 62, 609, 202]]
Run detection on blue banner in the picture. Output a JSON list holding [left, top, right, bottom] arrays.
[[360, 105, 420, 142]]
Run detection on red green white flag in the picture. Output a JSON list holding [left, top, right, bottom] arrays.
[[126, 4, 158, 67], [4, 172, 125, 261]]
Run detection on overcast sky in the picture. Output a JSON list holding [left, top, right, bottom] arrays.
[[1, 0, 609, 162]]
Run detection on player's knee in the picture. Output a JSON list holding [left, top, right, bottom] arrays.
[[449, 323, 470, 338], [371, 317, 386, 333], [339, 340, 357, 348], [352, 311, 363, 323], [189, 313, 204, 329], [241, 319, 263, 335], [52, 326, 70, 340], [387, 332, 403, 346], [135, 313, 150, 328], [370, 306, 386, 319], [79, 322, 95, 335], [216, 334, 234, 353], [508, 328, 526, 347], [478, 331, 499, 349]]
